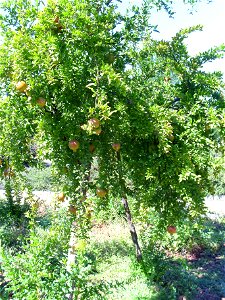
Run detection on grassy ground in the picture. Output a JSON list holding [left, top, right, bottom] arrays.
[[88, 222, 158, 299], [0, 197, 225, 299], [87, 220, 225, 300]]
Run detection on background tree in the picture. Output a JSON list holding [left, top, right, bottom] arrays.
[[0, 0, 224, 264]]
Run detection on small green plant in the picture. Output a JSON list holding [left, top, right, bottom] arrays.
[[137, 211, 225, 299], [138, 206, 224, 255], [0, 198, 30, 249], [0, 208, 111, 299], [23, 166, 53, 191]]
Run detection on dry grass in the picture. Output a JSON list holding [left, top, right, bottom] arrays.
[[90, 221, 130, 243]]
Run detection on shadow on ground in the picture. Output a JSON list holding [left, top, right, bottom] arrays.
[[141, 218, 225, 300]]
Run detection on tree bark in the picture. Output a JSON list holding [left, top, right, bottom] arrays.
[[116, 152, 142, 262], [66, 166, 91, 299], [121, 197, 142, 262], [66, 222, 77, 300], [66, 222, 77, 273]]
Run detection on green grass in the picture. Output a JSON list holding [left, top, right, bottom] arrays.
[[0, 166, 54, 191], [86, 218, 225, 300], [87, 222, 158, 300], [23, 166, 53, 191]]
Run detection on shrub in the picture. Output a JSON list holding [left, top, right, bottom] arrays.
[[0, 209, 111, 299], [23, 167, 53, 191], [0, 199, 30, 249]]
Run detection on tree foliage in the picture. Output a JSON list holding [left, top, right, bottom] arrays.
[[0, 0, 224, 229]]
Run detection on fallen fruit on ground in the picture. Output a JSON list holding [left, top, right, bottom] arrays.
[[68, 140, 80, 152], [167, 225, 177, 234], [96, 188, 107, 198], [112, 143, 121, 151], [16, 81, 28, 92]]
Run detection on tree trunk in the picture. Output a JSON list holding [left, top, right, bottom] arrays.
[[66, 222, 77, 300], [66, 222, 77, 273], [116, 152, 142, 262], [121, 197, 142, 262], [66, 166, 91, 299]]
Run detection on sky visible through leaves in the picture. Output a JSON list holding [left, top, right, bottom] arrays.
[[119, 0, 225, 79], [0, 0, 224, 78]]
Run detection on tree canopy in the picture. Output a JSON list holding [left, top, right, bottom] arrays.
[[0, 0, 224, 230]]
